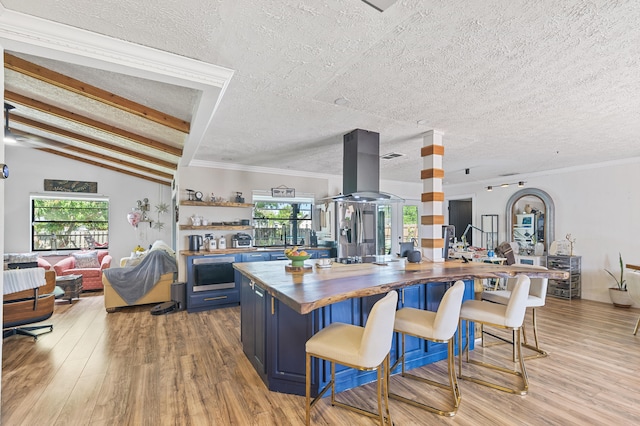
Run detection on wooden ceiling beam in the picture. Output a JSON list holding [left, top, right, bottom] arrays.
[[11, 114, 177, 170], [17, 132, 174, 180], [38, 148, 171, 186], [4, 53, 191, 134], [5, 91, 183, 157]]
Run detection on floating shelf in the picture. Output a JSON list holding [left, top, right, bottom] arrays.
[[179, 225, 253, 231], [180, 200, 254, 208]]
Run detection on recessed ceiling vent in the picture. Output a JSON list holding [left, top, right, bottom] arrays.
[[381, 152, 405, 160]]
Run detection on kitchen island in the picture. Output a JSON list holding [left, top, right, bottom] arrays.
[[233, 259, 567, 396]]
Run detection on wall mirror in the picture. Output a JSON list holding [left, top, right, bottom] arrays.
[[505, 188, 555, 255]]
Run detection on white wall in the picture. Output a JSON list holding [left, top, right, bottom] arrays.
[[176, 165, 332, 279], [445, 160, 640, 305], [4, 146, 172, 263]]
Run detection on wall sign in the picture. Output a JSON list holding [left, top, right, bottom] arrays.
[[44, 179, 98, 193], [271, 185, 295, 198]]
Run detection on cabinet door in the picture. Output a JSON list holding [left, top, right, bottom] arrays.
[[269, 252, 288, 261], [253, 284, 267, 375], [311, 250, 330, 259], [241, 252, 271, 262], [240, 276, 254, 357], [240, 276, 267, 380], [267, 297, 314, 394]]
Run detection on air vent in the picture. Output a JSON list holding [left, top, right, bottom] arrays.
[[381, 152, 405, 160]]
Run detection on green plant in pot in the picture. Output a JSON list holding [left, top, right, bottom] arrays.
[[606, 253, 632, 308]]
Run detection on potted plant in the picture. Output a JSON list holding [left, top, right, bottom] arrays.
[[606, 253, 632, 308]]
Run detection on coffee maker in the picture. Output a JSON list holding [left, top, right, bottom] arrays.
[[188, 235, 203, 252]]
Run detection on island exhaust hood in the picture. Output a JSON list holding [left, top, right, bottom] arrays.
[[327, 129, 404, 203]]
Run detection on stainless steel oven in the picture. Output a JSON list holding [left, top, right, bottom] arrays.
[[192, 256, 236, 292]]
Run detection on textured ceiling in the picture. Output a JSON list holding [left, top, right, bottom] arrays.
[[2, 0, 640, 186]]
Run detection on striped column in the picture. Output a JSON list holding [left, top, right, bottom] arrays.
[[420, 130, 444, 262]]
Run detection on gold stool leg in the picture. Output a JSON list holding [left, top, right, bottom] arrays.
[[634, 315, 640, 335], [306, 355, 335, 425], [389, 334, 460, 416], [306, 353, 311, 425], [458, 318, 529, 395], [522, 308, 549, 359]]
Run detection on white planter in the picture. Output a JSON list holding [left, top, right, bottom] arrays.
[[609, 288, 632, 308]]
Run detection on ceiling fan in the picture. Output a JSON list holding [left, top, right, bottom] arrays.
[[4, 102, 18, 144]]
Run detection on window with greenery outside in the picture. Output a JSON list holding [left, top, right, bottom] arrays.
[[32, 197, 109, 251], [253, 200, 312, 247]]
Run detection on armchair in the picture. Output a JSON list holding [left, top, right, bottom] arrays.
[[53, 251, 112, 291]]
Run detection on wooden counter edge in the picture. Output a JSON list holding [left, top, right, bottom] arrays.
[[234, 262, 569, 315]]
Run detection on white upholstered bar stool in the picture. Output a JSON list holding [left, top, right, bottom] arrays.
[[305, 291, 398, 425], [388, 280, 465, 416], [482, 266, 549, 360], [627, 270, 640, 335], [458, 275, 531, 395]]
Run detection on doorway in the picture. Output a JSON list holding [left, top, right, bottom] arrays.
[[449, 199, 473, 246]]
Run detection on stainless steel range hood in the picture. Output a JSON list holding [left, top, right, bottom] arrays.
[[327, 129, 404, 203]]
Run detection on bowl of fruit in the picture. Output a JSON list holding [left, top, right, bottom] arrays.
[[284, 247, 311, 267]]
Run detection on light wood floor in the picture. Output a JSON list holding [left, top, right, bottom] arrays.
[[3, 292, 640, 425]]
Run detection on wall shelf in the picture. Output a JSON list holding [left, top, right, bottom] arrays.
[[180, 200, 254, 208], [179, 225, 253, 231]]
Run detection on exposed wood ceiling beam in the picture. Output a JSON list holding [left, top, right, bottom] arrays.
[[38, 148, 171, 186], [5, 91, 183, 157], [11, 114, 178, 170], [4, 53, 191, 134], [14, 131, 174, 180]]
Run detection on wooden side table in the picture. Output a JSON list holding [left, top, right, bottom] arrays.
[[56, 274, 83, 304]]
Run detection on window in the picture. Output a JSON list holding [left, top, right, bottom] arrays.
[[252, 196, 313, 247], [31, 195, 109, 251], [402, 205, 419, 241]]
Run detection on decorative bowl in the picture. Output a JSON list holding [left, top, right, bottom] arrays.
[[285, 253, 311, 267]]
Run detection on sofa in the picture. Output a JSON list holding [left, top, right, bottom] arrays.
[[4, 253, 53, 271], [53, 251, 112, 291]]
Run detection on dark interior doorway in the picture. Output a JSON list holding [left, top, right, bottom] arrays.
[[449, 199, 473, 246]]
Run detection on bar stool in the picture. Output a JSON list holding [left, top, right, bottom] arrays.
[[458, 275, 531, 395], [388, 280, 465, 416], [482, 267, 549, 360], [627, 270, 640, 335], [305, 291, 398, 425]]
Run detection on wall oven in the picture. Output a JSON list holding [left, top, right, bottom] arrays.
[[192, 256, 236, 292]]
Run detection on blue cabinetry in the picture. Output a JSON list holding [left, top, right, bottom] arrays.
[[269, 252, 288, 261], [311, 249, 330, 259], [188, 249, 332, 313], [186, 254, 240, 312], [240, 252, 271, 262], [241, 277, 268, 382], [240, 276, 475, 396]]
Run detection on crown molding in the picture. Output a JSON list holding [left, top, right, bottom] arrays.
[[0, 6, 234, 89]]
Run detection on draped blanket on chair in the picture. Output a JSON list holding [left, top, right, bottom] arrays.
[[103, 250, 177, 305]]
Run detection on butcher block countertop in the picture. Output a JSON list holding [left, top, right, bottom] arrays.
[[179, 247, 330, 256], [233, 259, 569, 315]]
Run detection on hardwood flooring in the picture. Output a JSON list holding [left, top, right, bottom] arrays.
[[2, 292, 640, 425]]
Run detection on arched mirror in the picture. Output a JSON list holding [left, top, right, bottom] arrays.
[[505, 188, 555, 255]]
